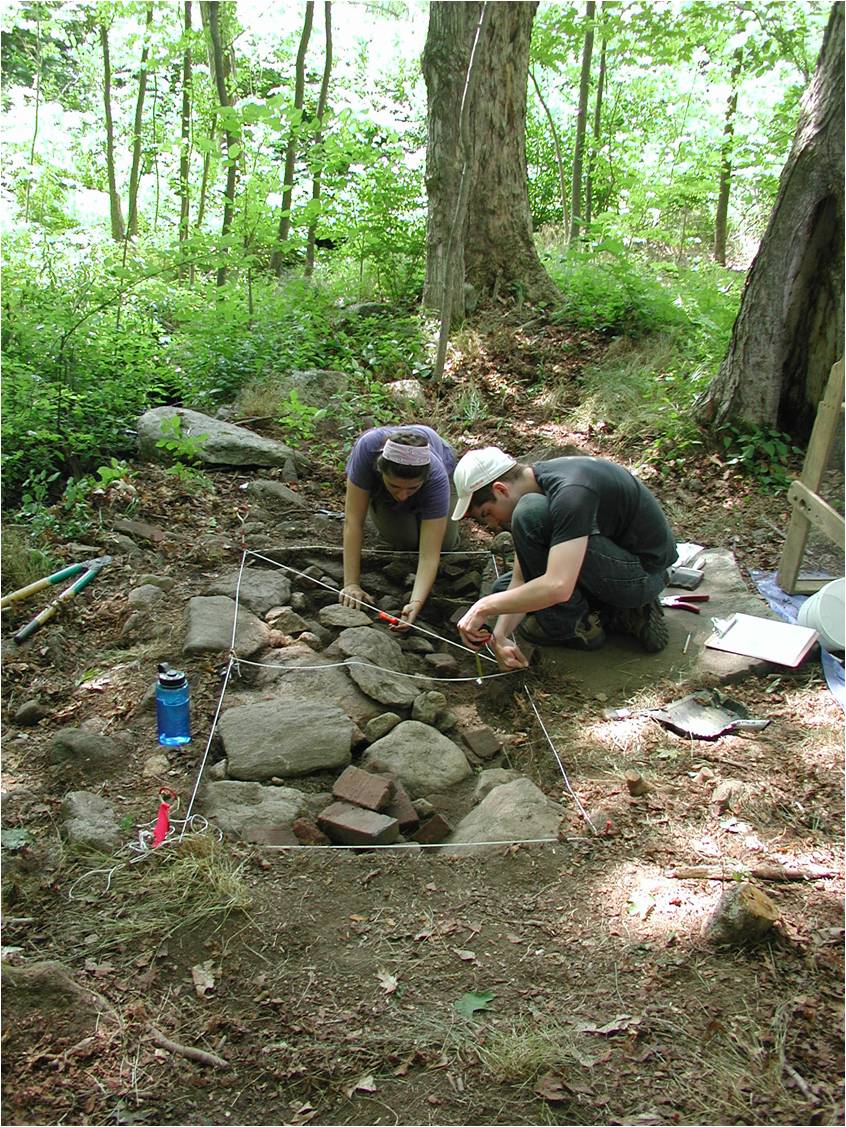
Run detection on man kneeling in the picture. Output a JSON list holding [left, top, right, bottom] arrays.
[[453, 448, 677, 670]]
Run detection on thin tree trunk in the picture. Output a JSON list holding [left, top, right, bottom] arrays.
[[569, 0, 595, 244], [529, 68, 568, 234], [100, 23, 126, 241], [714, 49, 743, 266], [305, 2, 333, 277], [126, 0, 153, 237], [178, 1, 193, 274], [271, 1, 314, 275], [24, 3, 42, 223], [196, 112, 216, 231], [201, 0, 241, 288], [585, 31, 606, 230]]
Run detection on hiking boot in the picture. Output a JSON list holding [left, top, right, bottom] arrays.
[[518, 611, 606, 651], [607, 599, 669, 653]]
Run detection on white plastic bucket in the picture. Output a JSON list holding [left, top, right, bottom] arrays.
[[797, 577, 845, 652]]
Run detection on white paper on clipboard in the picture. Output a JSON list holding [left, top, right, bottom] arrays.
[[705, 613, 819, 667]]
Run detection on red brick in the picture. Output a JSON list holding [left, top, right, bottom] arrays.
[[411, 812, 452, 845], [317, 801, 399, 846], [332, 765, 395, 811], [292, 818, 330, 846], [383, 777, 420, 834], [462, 727, 503, 761]]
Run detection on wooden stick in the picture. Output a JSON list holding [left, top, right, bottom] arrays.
[[667, 864, 836, 882], [148, 1025, 229, 1069]]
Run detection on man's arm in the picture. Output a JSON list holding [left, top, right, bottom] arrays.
[[457, 536, 588, 644], [340, 480, 372, 607]]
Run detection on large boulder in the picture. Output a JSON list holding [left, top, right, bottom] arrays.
[[334, 626, 406, 670], [200, 781, 309, 843], [445, 777, 562, 852], [137, 407, 299, 470], [204, 570, 292, 616], [184, 596, 270, 657], [253, 644, 384, 725], [360, 721, 471, 797], [219, 698, 353, 780], [344, 659, 419, 707]]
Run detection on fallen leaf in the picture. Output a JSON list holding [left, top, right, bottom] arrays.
[[290, 1104, 319, 1124], [191, 959, 215, 998], [377, 969, 398, 994], [454, 989, 495, 1018], [452, 948, 476, 961], [533, 1070, 568, 1102], [344, 1073, 377, 1098]]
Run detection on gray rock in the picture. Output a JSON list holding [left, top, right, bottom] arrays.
[[361, 721, 471, 798], [345, 659, 419, 707], [219, 698, 353, 781], [364, 713, 402, 741], [13, 701, 48, 726], [138, 574, 176, 591], [50, 729, 120, 768], [61, 791, 121, 852], [200, 780, 308, 842], [266, 606, 311, 634], [403, 636, 434, 655], [318, 605, 372, 629], [335, 626, 406, 671], [243, 480, 307, 507], [128, 583, 165, 610], [137, 406, 300, 470], [473, 768, 521, 805], [206, 570, 292, 616], [384, 379, 427, 410], [412, 691, 447, 726], [184, 596, 270, 657], [253, 645, 383, 725], [446, 777, 562, 852], [285, 368, 350, 406]]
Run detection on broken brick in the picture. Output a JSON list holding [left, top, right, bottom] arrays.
[[462, 726, 503, 761], [383, 777, 420, 834], [317, 802, 399, 846], [411, 812, 452, 845], [332, 765, 395, 811], [292, 818, 330, 846]]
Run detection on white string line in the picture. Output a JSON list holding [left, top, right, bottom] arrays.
[[263, 837, 579, 852], [524, 687, 598, 836], [181, 654, 238, 830], [247, 549, 501, 665], [234, 654, 516, 684]]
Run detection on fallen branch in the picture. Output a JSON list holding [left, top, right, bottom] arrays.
[[148, 1025, 229, 1069], [667, 864, 836, 882]]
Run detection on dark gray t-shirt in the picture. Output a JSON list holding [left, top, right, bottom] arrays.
[[532, 457, 676, 572], [346, 426, 456, 520]]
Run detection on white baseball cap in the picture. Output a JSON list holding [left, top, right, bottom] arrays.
[[451, 447, 517, 520]]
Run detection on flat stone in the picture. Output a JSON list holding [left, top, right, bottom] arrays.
[[364, 713, 402, 741], [345, 659, 420, 707], [205, 570, 292, 615], [445, 777, 562, 853], [383, 778, 420, 834], [50, 729, 121, 768], [137, 406, 301, 469], [424, 653, 459, 677], [61, 791, 120, 852], [473, 768, 521, 804], [292, 818, 330, 845], [335, 626, 406, 671], [360, 721, 471, 798], [200, 780, 308, 840], [318, 605, 373, 629], [253, 644, 383, 725], [184, 596, 270, 658], [462, 727, 504, 761], [243, 481, 307, 507], [219, 698, 353, 780]]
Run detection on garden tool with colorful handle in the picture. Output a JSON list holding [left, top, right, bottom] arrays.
[[1, 555, 112, 644], [660, 592, 711, 614]]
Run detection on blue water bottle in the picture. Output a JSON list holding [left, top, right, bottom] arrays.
[[156, 663, 191, 746]]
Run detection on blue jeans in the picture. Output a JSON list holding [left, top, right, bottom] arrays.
[[493, 493, 675, 638]]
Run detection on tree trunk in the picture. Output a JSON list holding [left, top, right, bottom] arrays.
[[271, 1, 314, 275], [569, 0, 595, 244], [701, 4, 844, 439], [178, 1, 193, 272], [24, 4, 42, 223], [422, 1, 559, 321], [585, 30, 606, 230], [100, 24, 126, 242], [529, 68, 569, 233], [305, 2, 333, 277], [126, 0, 153, 238], [200, 0, 241, 288], [714, 49, 742, 266]]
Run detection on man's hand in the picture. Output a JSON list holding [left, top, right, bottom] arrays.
[[339, 583, 371, 609], [491, 637, 529, 671], [457, 600, 493, 648]]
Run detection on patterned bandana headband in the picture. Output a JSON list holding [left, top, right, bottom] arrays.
[[381, 438, 431, 466]]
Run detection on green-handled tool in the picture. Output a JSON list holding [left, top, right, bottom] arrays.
[[1, 555, 112, 644]]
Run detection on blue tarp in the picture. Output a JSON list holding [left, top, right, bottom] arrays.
[[751, 571, 845, 714]]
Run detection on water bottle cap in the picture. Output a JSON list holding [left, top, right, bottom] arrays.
[[157, 662, 187, 689]]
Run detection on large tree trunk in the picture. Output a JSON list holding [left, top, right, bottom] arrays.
[[100, 24, 126, 242], [714, 49, 742, 266], [701, 4, 844, 438], [200, 0, 240, 288], [569, 0, 595, 244], [422, 1, 559, 321], [271, 1, 314, 275], [178, 1, 193, 272], [126, 0, 153, 238]]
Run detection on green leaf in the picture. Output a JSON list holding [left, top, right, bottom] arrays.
[[454, 989, 496, 1018], [1, 828, 32, 851]]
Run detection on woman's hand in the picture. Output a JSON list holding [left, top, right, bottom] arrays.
[[339, 583, 371, 610], [392, 598, 423, 632]]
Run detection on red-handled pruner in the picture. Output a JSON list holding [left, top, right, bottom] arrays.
[[377, 610, 401, 626], [660, 593, 711, 614]]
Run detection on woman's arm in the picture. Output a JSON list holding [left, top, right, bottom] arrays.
[[340, 480, 373, 608], [397, 515, 447, 628]]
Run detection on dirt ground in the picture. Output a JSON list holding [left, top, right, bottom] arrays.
[[2, 319, 844, 1127]]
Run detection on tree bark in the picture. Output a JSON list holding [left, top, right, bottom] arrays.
[[200, 0, 241, 288], [714, 49, 742, 266], [569, 0, 595, 244], [126, 0, 154, 238], [100, 23, 126, 242], [422, 1, 559, 321], [271, 1, 314, 275], [178, 1, 193, 272], [585, 30, 606, 230], [305, 2, 333, 277], [701, 4, 844, 438]]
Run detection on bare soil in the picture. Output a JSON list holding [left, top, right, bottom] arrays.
[[2, 319, 843, 1127]]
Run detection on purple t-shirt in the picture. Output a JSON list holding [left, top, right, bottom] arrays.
[[346, 426, 456, 520]]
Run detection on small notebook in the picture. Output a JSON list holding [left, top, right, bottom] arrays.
[[705, 613, 819, 667]]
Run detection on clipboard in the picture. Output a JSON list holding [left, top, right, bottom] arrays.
[[705, 613, 819, 667]]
